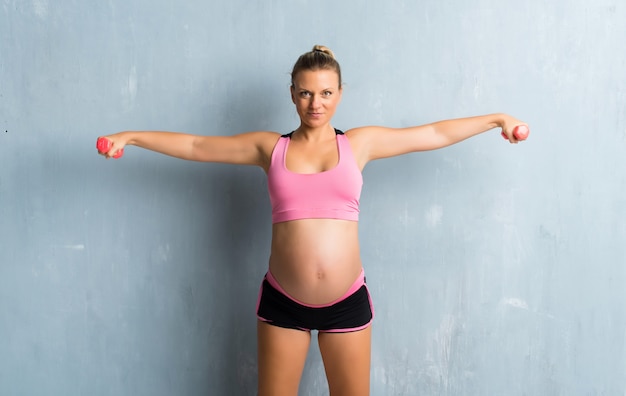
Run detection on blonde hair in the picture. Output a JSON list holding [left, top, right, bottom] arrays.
[[290, 45, 342, 88]]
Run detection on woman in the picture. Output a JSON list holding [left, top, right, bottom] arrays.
[[98, 45, 527, 396]]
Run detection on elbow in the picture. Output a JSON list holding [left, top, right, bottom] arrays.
[[189, 136, 205, 161]]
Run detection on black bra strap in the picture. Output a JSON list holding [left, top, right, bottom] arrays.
[[282, 129, 343, 138]]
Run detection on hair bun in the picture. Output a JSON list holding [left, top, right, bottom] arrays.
[[291, 45, 342, 87], [312, 45, 335, 59]]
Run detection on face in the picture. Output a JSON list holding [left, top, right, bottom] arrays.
[[291, 69, 342, 129]]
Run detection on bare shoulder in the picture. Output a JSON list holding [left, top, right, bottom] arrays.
[[344, 125, 429, 163], [345, 125, 395, 139], [235, 130, 283, 169], [344, 125, 392, 149], [227, 130, 281, 147], [193, 130, 282, 167], [236, 130, 282, 140], [343, 126, 391, 168], [246, 130, 283, 155]]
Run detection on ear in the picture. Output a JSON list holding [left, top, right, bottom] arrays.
[[290, 85, 296, 104]]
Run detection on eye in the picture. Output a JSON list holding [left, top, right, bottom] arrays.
[[299, 91, 311, 98], [322, 91, 333, 97]]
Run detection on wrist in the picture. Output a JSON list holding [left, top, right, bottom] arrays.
[[118, 131, 136, 146], [490, 113, 506, 129]]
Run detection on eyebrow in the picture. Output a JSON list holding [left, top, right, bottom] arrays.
[[298, 88, 336, 92]]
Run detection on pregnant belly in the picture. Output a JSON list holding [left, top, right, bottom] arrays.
[[268, 219, 363, 305]]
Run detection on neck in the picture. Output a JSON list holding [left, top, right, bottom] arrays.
[[293, 124, 336, 142]]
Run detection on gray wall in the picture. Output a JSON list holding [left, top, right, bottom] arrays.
[[1, 1, 625, 395]]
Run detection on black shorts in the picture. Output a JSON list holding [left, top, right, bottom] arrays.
[[256, 269, 374, 333]]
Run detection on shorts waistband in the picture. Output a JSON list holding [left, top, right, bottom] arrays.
[[265, 268, 365, 308]]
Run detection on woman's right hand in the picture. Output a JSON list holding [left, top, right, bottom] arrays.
[[94, 130, 278, 166], [96, 133, 127, 159]]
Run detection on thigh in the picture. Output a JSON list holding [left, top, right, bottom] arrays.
[[257, 321, 311, 396], [318, 326, 372, 396]]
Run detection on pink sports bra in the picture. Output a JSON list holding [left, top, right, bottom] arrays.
[[267, 129, 363, 224]]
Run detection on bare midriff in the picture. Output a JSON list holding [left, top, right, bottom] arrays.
[[269, 218, 362, 305]]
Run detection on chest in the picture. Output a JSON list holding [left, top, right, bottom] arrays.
[[284, 139, 339, 174]]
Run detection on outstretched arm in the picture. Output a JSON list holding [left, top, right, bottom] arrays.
[[97, 130, 279, 167], [348, 113, 527, 165]]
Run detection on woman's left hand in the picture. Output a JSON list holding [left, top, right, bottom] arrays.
[[500, 115, 529, 144]]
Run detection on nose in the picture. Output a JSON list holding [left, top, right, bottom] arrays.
[[309, 95, 321, 109]]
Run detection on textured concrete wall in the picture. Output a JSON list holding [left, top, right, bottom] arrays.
[[1, 0, 625, 394]]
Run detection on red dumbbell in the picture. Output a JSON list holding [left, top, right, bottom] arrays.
[[502, 125, 529, 141], [96, 137, 124, 158]]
